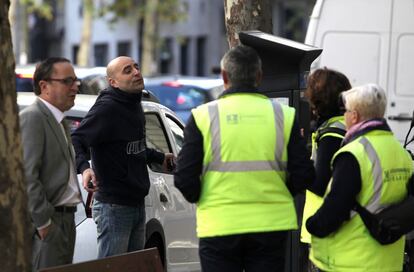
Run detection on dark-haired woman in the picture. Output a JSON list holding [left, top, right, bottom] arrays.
[[300, 68, 351, 269]]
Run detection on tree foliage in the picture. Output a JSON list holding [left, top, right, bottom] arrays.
[[20, 0, 54, 20], [97, 0, 187, 75], [101, 0, 186, 25], [75, 0, 185, 73]]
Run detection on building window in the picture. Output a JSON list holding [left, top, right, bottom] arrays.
[[72, 45, 79, 65], [138, 18, 144, 63], [94, 43, 108, 66], [78, 2, 83, 18], [180, 38, 189, 75], [160, 38, 172, 74], [196, 37, 206, 76], [117, 41, 131, 56], [220, 7, 226, 35], [280, 2, 311, 42]]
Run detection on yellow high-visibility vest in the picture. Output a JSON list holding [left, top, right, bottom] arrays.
[[311, 130, 412, 271], [301, 116, 346, 243], [192, 92, 297, 238]]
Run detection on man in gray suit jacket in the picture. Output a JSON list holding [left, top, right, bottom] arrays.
[[20, 57, 82, 271]]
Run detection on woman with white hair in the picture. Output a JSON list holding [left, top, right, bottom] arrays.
[[306, 84, 413, 271]]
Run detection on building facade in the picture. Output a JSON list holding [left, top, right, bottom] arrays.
[[12, 0, 316, 77]]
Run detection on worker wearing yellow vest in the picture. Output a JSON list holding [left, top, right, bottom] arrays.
[[306, 84, 413, 271], [299, 69, 351, 270], [301, 68, 351, 243], [174, 45, 315, 272]]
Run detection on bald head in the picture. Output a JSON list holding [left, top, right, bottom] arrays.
[[106, 56, 144, 93], [107, 56, 133, 78]]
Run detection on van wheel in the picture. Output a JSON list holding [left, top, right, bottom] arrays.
[[145, 234, 166, 271]]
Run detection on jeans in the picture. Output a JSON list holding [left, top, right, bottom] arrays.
[[92, 200, 146, 258], [199, 231, 288, 272]]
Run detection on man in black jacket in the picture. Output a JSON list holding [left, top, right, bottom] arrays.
[[72, 56, 174, 258]]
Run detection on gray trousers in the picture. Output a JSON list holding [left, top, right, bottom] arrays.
[[32, 212, 76, 272]]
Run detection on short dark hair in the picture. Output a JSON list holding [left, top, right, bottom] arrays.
[[305, 67, 351, 120], [33, 57, 71, 95], [220, 45, 262, 89]]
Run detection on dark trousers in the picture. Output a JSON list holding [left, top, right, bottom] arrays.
[[199, 231, 288, 272], [32, 212, 76, 272]]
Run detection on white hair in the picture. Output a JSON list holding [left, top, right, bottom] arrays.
[[342, 83, 387, 120]]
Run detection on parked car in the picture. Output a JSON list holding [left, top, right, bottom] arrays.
[[15, 64, 36, 92], [17, 92, 200, 271], [73, 66, 108, 95], [15, 65, 108, 95], [144, 76, 224, 123]]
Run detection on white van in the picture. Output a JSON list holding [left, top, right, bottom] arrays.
[[305, 0, 414, 143]]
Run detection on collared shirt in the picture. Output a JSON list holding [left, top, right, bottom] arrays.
[[39, 97, 66, 123], [37, 98, 82, 229]]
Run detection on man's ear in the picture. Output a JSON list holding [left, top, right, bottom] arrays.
[[108, 77, 118, 88], [221, 70, 228, 84], [221, 70, 230, 89], [38, 80, 49, 96]]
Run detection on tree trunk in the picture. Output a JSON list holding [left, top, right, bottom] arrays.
[[141, 0, 159, 76], [0, 0, 31, 271], [77, 0, 94, 66], [223, 0, 273, 48]]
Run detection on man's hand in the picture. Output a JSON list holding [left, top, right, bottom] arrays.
[[82, 168, 98, 192], [162, 153, 176, 172], [38, 224, 51, 240]]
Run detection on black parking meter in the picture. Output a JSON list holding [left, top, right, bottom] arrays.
[[239, 30, 322, 272], [239, 30, 322, 140]]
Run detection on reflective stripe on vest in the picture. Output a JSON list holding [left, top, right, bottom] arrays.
[[330, 121, 346, 130], [349, 137, 385, 217], [202, 98, 286, 174]]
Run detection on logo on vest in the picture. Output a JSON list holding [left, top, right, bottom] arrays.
[[126, 140, 145, 155], [226, 113, 266, 125], [384, 167, 411, 183], [226, 114, 239, 124]]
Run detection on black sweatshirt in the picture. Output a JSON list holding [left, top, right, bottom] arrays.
[[306, 153, 361, 237], [309, 120, 344, 197], [72, 87, 164, 206], [173, 87, 315, 203]]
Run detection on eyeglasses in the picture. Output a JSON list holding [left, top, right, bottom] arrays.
[[46, 77, 81, 86]]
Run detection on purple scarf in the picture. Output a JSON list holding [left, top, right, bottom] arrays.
[[343, 118, 387, 144]]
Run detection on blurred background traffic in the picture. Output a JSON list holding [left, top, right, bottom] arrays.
[[10, 0, 316, 122]]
